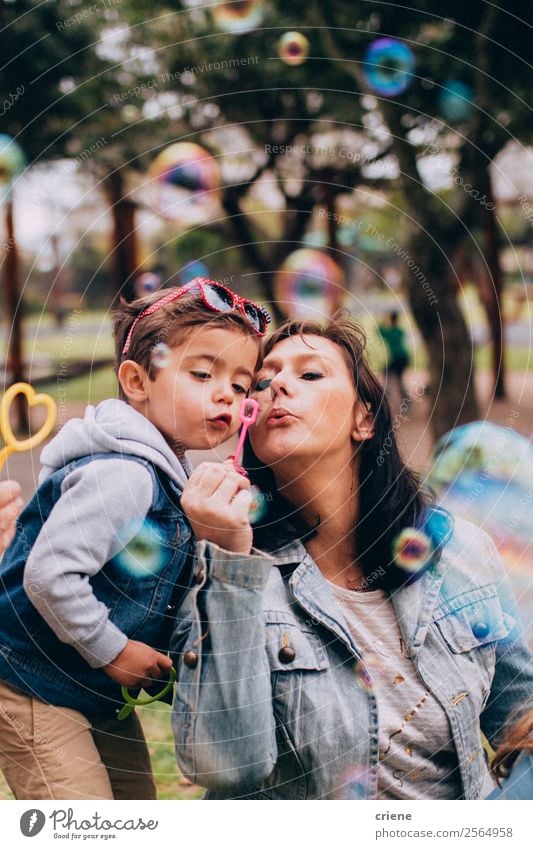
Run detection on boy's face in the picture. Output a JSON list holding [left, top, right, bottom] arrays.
[[144, 326, 259, 452]]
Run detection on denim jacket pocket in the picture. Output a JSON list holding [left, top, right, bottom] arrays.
[[434, 590, 513, 654], [264, 617, 330, 672]]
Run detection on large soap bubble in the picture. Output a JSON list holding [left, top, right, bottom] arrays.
[[274, 249, 345, 319], [439, 81, 474, 123], [363, 38, 415, 97], [428, 421, 533, 645], [212, 0, 264, 34]]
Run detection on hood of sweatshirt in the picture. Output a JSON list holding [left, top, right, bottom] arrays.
[[39, 398, 190, 491]]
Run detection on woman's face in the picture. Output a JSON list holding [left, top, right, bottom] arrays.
[[250, 334, 371, 472]]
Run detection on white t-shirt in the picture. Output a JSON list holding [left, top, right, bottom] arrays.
[[329, 583, 494, 800]]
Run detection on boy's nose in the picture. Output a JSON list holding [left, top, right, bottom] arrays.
[[214, 383, 235, 404]]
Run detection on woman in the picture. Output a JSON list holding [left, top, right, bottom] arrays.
[[172, 316, 533, 800]]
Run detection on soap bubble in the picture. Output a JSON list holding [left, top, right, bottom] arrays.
[[274, 249, 345, 319], [363, 38, 415, 97], [393, 528, 433, 573], [135, 272, 161, 298], [439, 81, 474, 123], [0, 134, 25, 185], [149, 143, 220, 220], [428, 421, 533, 646], [355, 652, 385, 692], [180, 261, 210, 285], [336, 764, 369, 800], [248, 484, 269, 524], [151, 342, 172, 369], [212, 0, 264, 34], [114, 520, 167, 578], [150, 142, 220, 195], [278, 32, 310, 66]]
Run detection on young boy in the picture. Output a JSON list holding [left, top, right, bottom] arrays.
[[0, 279, 269, 800]]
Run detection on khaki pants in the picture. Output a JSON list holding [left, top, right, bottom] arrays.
[[0, 681, 156, 800]]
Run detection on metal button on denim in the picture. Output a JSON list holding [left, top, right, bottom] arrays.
[[183, 650, 198, 669], [472, 621, 490, 639], [278, 645, 296, 664]]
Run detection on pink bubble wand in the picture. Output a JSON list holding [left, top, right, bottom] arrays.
[[228, 398, 259, 472]]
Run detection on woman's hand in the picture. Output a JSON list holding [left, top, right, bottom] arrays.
[[0, 480, 23, 555], [181, 462, 253, 554]]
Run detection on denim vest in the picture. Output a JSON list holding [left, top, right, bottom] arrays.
[[0, 453, 193, 721]]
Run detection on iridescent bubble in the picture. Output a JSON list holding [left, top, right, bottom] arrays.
[[151, 342, 172, 369], [336, 764, 369, 800], [428, 421, 533, 647], [363, 38, 415, 97], [149, 143, 220, 221], [248, 484, 268, 525], [393, 528, 432, 573], [278, 32, 310, 67], [180, 261, 210, 285], [212, 0, 264, 35], [423, 506, 453, 550], [0, 134, 25, 185], [114, 520, 166, 578], [274, 249, 345, 319], [355, 652, 385, 692], [439, 81, 474, 123], [135, 272, 161, 298], [150, 143, 220, 195]]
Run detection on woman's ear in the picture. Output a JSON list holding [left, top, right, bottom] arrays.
[[352, 403, 375, 442], [118, 360, 150, 403]]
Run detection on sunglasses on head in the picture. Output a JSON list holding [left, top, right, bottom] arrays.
[[122, 277, 271, 356]]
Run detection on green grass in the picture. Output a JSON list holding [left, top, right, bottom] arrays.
[[0, 704, 203, 800]]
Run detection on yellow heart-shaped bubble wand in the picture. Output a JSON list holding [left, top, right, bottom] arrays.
[[0, 383, 57, 471]]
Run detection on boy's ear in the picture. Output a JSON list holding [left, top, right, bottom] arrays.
[[118, 360, 150, 402], [351, 402, 375, 443]]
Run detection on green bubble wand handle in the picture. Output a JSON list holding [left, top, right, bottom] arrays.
[[117, 666, 177, 720]]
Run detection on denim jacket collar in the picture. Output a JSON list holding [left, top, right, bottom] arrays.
[[268, 537, 446, 660]]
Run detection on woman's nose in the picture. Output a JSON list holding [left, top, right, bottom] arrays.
[[270, 372, 290, 397]]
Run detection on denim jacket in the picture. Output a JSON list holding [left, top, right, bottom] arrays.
[[171, 518, 533, 799], [0, 453, 193, 721]]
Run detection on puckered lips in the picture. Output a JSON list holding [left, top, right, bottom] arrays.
[[265, 406, 296, 427], [208, 412, 232, 430]]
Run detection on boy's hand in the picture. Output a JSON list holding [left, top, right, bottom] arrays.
[[103, 640, 173, 689], [0, 480, 23, 555], [181, 461, 253, 554]]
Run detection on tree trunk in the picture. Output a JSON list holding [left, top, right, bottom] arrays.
[[105, 169, 138, 302], [3, 200, 29, 433], [480, 171, 505, 399], [405, 231, 480, 441]]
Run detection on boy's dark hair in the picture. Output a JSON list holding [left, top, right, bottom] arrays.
[[113, 288, 262, 401]]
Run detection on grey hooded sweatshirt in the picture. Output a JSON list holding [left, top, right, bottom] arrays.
[[24, 399, 190, 668]]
